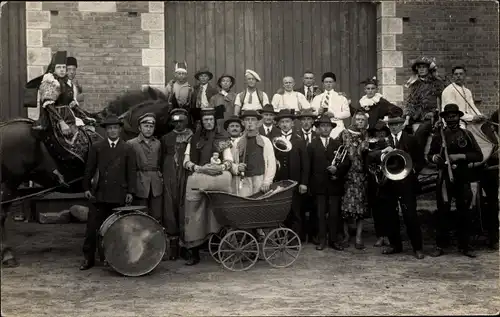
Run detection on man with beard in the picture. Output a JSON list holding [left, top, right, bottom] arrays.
[[232, 110, 276, 197], [258, 104, 281, 138], [234, 69, 269, 115], [81, 114, 135, 270], [161, 108, 193, 260], [127, 113, 163, 223], [224, 115, 245, 194], [191, 67, 219, 127], [273, 109, 310, 241], [368, 107, 425, 259], [295, 71, 322, 103], [182, 108, 233, 265], [428, 104, 483, 258]]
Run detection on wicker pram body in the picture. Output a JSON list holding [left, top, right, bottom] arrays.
[[201, 180, 298, 230]]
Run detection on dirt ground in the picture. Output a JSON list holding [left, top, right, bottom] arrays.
[[1, 216, 498, 317]]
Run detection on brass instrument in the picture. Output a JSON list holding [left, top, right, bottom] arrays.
[[380, 149, 413, 182], [331, 145, 348, 167], [272, 135, 293, 152]]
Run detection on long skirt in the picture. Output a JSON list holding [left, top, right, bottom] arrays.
[[181, 171, 232, 249]]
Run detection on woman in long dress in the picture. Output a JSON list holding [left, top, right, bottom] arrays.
[[339, 112, 370, 249]]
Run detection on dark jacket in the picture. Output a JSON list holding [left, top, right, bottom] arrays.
[[295, 86, 322, 102], [296, 128, 317, 144], [367, 131, 424, 187], [273, 132, 310, 186], [308, 136, 350, 195], [190, 83, 219, 120], [83, 139, 136, 204], [356, 97, 398, 129], [259, 125, 281, 139]]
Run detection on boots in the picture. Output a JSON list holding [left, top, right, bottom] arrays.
[[185, 247, 200, 266], [166, 236, 179, 261]]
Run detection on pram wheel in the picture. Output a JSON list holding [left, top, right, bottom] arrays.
[[262, 228, 301, 268], [218, 230, 259, 271], [208, 228, 228, 263]]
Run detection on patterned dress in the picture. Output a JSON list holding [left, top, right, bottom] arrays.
[[340, 129, 369, 220]]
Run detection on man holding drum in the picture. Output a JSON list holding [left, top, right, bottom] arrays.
[[81, 114, 135, 270]]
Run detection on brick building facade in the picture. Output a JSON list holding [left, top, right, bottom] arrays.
[[24, 0, 498, 117]]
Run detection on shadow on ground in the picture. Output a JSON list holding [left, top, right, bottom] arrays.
[[1, 215, 499, 316]]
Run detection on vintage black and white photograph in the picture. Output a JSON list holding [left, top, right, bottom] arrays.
[[0, 0, 498, 316]]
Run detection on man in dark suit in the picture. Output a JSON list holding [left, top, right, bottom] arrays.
[[367, 107, 425, 259], [295, 71, 322, 103], [308, 115, 350, 250], [191, 67, 219, 127], [295, 108, 318, 243], [80, 114, 136, 270], [258, 104, 281, 139], [273, 109, 310, 240]]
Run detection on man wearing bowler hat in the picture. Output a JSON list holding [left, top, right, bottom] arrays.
[[427, 103, 483, 258], [258, 104, 281, 139], [127, 113, 163, 223], [81, 114, 136, 270]]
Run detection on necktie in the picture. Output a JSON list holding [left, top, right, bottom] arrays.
[[392, 135, 397, 148], [323, 138, 328, 148], [201, 85, 209, 107], [111, 142, 115, 148], [266, 127, 270, 135], [305, 132, 311, 144], [322, 91, 330, 109], [307, 87, 313, 102], [248, 91, 253, 104]]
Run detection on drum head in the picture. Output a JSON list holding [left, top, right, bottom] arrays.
[[112, 205, 147, 212], [102, 212, 166, 277]]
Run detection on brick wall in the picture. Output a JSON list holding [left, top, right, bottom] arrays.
[[27, 1, 153, 114], [395, 0, 499, 115]]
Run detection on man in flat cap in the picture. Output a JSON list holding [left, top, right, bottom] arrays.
[[311, 72, 351, 139], [234, 69, 269, 115], [127, 113, 163, 223], [161, 108, 193, 260]]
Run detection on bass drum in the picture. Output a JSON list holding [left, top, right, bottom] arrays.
[[99, 206, 166, 277]]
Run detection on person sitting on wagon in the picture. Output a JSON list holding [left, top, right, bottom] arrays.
[[231, 110, 276, 197], [357, 76, 398, 130], [427, 104, 483, 258], [308, 114, 350, 251], [182, 108, 234, 266]]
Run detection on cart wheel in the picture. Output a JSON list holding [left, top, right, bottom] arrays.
[[208, 228, 227, 263], [262, 228, 301, 268], [218, 230, 259, 271]]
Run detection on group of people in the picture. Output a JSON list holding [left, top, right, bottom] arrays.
[[75, 54, 498, 271]]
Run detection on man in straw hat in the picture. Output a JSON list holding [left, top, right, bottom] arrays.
[[81, 114, 135, 270], [191, 67, 219, 125], [310, 72, 351, 139], [161, 108, 193, 260], [368, 106, 425, 259], [182, 107, 234, 265], [273, 109, 310, 240], [258, 104, 281, 139], [127, 113, 163, 222], [427, 103, 483, 258], [234, 69, 269, 115], [230, 110, 276, 197], [308, 114, 350, 251]]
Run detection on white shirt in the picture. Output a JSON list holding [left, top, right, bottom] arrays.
[[282, 131, 292, 141], [234, 89, 270, 111], [108, 138, 119, 148], [200, 84, 210, 108], [311, 89, 351, 139], [263, 124, 274, 135], [271, 91, 311, 112], [392, 131, 402, 145], [321, 137, 329, 148], [441, 83, 478, 122]]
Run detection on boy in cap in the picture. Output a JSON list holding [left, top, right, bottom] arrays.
[[232, 110, 276, 197], [127, 113, 163, 223], [161, 108, 193, 260], [427, 103, 483, 258], [258, 104, 281, 139], [191, 67, 219, 125], [81, 114, 135, 270], [234, 69, 269, 115], [308, 114, 350, 251]]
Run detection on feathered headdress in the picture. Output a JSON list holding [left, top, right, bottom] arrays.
[[174, 61, 188, 73]]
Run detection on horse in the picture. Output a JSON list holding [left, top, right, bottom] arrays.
[[0, 86, 171, 267]]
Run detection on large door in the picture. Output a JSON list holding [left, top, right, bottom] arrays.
[[164, 1, 377, 102], [0, 1, 27, 121]]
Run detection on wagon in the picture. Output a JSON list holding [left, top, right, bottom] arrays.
[[201, 180, 301, 272]]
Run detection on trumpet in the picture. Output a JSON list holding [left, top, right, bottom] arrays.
[[331, 145, 348, 167]]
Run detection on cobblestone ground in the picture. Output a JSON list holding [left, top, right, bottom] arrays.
[[1, 216, 498, 316]]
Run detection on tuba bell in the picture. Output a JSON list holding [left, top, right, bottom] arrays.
[[380, 149, 413, 182], [272, 135, 293, 152]]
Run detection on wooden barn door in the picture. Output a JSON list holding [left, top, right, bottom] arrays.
[[165, 1, 377, 103], [0, 1, 27, 121]]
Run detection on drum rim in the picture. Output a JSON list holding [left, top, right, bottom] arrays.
[[98, 210, 166, 277]]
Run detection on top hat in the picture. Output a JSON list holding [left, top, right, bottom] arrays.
[[52, 51, 67, 65], [314, 114, 337, 128], [296, 108, 317, 119], [100, 114, 123, 127], [275, 109, 296, 121], [440, 103, 464, 117], [195, 67, 214, 81], [258, 104, 277, 115]]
